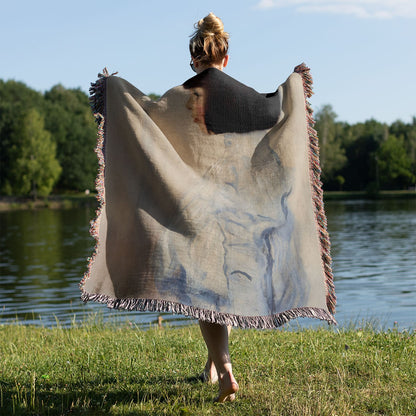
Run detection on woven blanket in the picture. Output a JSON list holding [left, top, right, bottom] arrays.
[[80, 64, 336, 328]]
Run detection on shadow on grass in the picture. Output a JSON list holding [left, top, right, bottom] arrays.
[[1, 374, 209, 415]]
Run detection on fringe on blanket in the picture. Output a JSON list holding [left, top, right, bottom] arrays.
[[294, 63, 336, 315], [80, 65, 337, 328]]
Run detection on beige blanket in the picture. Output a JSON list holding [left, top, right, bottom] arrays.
[[80, 64, 336, 328]]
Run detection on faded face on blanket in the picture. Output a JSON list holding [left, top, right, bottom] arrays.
[[186, 87, 208, 134]]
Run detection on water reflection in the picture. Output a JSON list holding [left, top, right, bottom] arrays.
[[324, 199, 416, 329], [0, 207, 192, 327], [0, 199, 415, 329]]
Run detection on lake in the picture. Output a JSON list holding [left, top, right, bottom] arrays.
[[1, 198, 415, 330]]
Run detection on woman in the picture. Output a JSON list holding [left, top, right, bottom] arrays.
[[82, 12, 336, 405], [189, 13, 239, 403]]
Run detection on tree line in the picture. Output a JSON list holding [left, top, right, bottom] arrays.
[[315, 105, 415, 192], [0, 80, 415, 197], [0, 80, 97, 197]]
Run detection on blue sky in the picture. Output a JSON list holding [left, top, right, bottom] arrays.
[[1, 0, 415, 124]]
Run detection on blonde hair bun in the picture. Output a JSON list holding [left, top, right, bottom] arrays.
[[197, 12, 226, 36], [189, 13, 229, 64]]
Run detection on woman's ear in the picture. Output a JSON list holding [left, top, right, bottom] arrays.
[[223, 55, 229, 68]]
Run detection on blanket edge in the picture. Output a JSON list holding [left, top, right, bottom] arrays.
[[80, 291, 337, 328]]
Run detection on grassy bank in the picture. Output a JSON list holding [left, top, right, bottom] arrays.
[[0, 322, 415, 415]]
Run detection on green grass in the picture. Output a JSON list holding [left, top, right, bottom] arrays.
[[0, 320, 415, 415]]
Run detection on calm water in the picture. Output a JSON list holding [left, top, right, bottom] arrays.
[[0, 199, 415, 330]]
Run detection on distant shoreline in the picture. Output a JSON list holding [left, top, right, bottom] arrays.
[[323, 190, 416, 201], [0, 194, 98, 211], [0, 190, 415, 211]]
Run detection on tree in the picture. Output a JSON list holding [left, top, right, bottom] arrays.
[[147, 93, 161, 101], [314, 105, 347, 188], [390, 118, 416, 182], [44, 85, 97, 191], [341, 119, 387, 191], [377, 135, 415, 189], [10, 109, 61, 197], [0, 80, 45, 194]]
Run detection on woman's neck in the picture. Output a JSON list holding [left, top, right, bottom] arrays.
[[195, 62, 224, 74]]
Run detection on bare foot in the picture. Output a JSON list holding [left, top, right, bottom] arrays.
[[215, 372, 239, 403], [200, 357, 218, 384]]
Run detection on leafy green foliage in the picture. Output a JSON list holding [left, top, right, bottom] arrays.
[[343, 119, 386, 191], [147, 92, 161, 101], [44, 85, 97, 191], [314, 105, 347, 185], [377, 135, 415, 189], [7, 109, 61, 197], [0, 80, 46, 195], [0, 80, 97, 196], [314, 106, 416, 191]]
